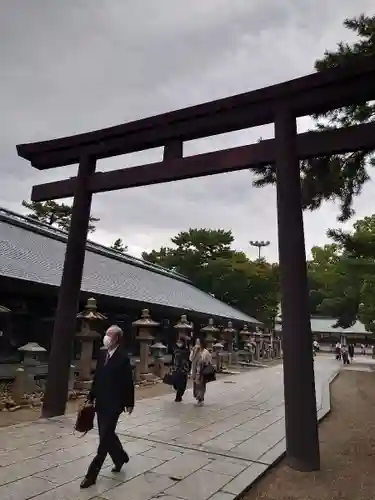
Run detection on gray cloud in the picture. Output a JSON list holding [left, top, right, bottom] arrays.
[[1, 0, 374, 262]]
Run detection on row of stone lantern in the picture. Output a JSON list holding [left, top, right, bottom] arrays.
[[3, 297, 282, 404], [130, 310, 247, 379], [73, 298, 281, 386]]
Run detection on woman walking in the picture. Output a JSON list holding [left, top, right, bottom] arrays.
[[190, 338, 212, 406], [172, 337, 190, 402]]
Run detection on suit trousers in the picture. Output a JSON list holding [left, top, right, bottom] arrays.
[[86, 410, 127, 479]]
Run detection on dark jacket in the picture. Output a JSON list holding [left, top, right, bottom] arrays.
[[173, 345, 190, 374], [89, 347, 134, 414]]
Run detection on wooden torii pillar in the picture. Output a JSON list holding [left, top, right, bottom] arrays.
[[275, 109, 319, 470], [42, 156, 96, 417]]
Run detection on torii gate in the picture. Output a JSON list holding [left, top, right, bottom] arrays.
[[17, 56, 375, 472]]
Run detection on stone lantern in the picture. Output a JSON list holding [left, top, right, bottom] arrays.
[[133, 309, 159, 378], [252, 327, 263, 360], [222, 321, 237, 353], [150, 340, 167, 378], [150, 341, 167, 359], [261, 329, 272, 359], [239, 324, 251, 346], [174, 315, 194, 345], [222, 321, 237, 365], [76, 297, 106, 388], [201, 318, 219, 352], [213, 342, 224, 372], [240, 324, 253, 363], [18, 342, 46, 366], [18, 342, 47, 394]]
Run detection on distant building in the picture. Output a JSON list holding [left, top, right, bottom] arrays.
[[275, 306, 373, 345]]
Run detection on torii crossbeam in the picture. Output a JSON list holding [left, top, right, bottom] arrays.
[[17, 56, 375, 473]]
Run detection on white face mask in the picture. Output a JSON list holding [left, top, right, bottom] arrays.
[[103, 335, 111, 349]]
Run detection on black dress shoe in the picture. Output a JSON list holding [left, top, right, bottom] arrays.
[[80, 476, 96, 489], [111, 452, 129, 472]]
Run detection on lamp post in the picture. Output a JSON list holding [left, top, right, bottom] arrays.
[[249, 240, 270, 260]]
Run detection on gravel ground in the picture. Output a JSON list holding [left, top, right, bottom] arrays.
[[0, 378, 184, 428], [243, 369, 375, 500]]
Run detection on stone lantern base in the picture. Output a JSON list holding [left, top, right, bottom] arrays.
[[136, 337, 158, 383], [74, 334, 101, 391], [74, 379, 92, 391]]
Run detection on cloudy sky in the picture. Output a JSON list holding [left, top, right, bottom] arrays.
[[1, 1, 374, 262]]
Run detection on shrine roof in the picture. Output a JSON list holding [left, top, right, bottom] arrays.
[[275, 315, 369, 335], [0, 207, 261, 324], [310, 316, 368, 335]]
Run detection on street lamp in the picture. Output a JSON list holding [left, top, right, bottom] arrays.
[[249, 240, 270, 260]]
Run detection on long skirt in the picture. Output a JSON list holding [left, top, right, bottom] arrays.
[[193, 377, 206, 402]]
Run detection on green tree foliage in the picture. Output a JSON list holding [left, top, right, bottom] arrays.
[[308, 214, 375, 332], [142, 228, 279, 326], [22, 200, 99, 233], [251, 14, 375, 222], [307, 244, 342, 314], [110, 238, 128, 253]]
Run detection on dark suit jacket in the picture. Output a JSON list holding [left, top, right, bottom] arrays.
[[89, 347, 134, 415]]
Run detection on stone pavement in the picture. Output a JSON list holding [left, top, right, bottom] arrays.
[[0, 357, 339, 500], [341, 355, 375, 372]]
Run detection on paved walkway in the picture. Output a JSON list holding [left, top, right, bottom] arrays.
[[0, 357, 338, 500], [341, 355, 375, 372]]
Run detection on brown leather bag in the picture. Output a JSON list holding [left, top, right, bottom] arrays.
[[74, 402, 95, 435]]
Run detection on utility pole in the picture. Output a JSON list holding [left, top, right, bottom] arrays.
[[249, 240, 270, 260]]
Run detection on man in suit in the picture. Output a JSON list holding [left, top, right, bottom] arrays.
[[81, 325, 134, 489]]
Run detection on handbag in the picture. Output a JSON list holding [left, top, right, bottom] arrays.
[[201, 363, 216, 383], [163, 370, 177, 386], [74, 401, 95, 436]]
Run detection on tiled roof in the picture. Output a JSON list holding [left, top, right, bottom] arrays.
[[0, 208, 261, 324], [275, 315, 368, 335], [310, 316, 368, 335]]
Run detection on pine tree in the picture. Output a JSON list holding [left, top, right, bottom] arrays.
[[110, 238, 128, 253], [22, 200, 100, 233], [251, 14, 375, 222]]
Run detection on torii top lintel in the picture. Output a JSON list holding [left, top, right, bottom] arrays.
[[17, 56, 375, 171]]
